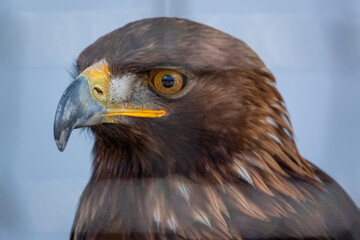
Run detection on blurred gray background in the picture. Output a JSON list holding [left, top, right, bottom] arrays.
[[0, 0, 359, 239]]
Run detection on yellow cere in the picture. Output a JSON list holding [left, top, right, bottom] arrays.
[[80, 63, 111, 107]]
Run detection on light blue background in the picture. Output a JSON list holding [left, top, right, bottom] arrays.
[[0, 0, 359, 239]]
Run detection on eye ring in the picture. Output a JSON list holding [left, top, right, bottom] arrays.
[[150, 70, 188, 98]]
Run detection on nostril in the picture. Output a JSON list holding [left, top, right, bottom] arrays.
[[94, 87, 103, 95]]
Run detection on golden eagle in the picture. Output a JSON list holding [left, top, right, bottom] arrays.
[[54, 18, 360, 240]]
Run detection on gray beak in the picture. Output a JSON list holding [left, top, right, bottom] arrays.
[[53, 76, 105, 151]]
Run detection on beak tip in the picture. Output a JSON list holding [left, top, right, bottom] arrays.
[[55, 137, 66, 152], [56, 143, 65, 152], [54, 128, 69, 152]]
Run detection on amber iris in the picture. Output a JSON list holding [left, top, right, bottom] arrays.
[[151, 70, 187, 96]]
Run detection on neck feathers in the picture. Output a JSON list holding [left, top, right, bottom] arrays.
[[72, 69, 324, 239]]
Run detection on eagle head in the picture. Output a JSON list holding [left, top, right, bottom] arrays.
[[54, 17, 303, 178], [53, 18, 359, 240]]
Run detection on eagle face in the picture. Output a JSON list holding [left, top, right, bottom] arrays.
[[54, 18, 360, 239], [54, 18, 262, 175]]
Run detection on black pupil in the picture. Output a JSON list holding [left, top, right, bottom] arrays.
[[161, 75, 175, 88]]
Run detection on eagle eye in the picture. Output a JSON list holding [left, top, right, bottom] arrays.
[[150, 70, 188, 98]]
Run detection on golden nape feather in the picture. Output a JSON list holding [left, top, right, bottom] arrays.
[[53, 17, 360, 240]]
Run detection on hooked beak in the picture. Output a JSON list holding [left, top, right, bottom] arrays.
[[54, 76, 105, 152], [54, 63, 166, 152]]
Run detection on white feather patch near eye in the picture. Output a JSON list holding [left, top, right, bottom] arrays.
[[109, 74, 136, 103]]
